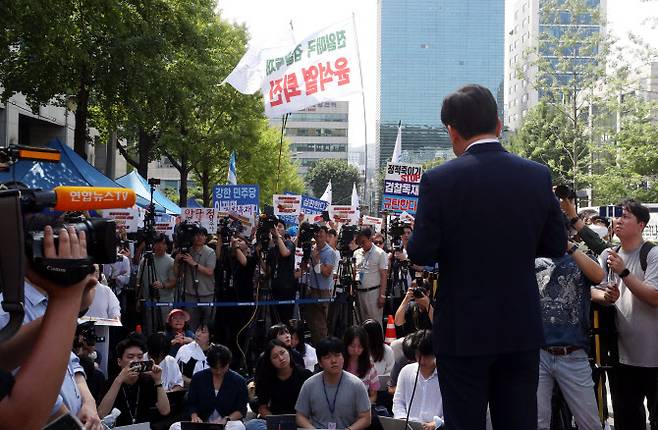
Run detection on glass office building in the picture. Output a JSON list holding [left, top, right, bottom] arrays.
[[377, 0, 505, 168]]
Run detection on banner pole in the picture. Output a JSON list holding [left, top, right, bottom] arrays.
[[352, 12, 369, 215], [277, 113, 289, 193]]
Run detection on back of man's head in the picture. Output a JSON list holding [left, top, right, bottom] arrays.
[[415, 330, 433, 357], [441, 84, 499, 140]]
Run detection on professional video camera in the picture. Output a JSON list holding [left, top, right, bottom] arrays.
[[554, 184, 577, 201], [388, 217, 410, 251], [298, 222, 320, 263], [257, 209, 280, 248], [0, 144, 136, 342], [74, 321, 105, 347], [174, 221, 202, 254], [218, 216, 244, 247], [337, 225, 358, 257]]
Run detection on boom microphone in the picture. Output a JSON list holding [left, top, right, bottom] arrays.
[[27, 186, 136, 212]]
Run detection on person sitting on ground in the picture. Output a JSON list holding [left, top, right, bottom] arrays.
[[246, 340, 313, 430], [343, 325, 380, 403], [97, 338, 170, 425], [175, 322, 214, 386], [164, 309, 194, 357], [266, 323, 305, 368], [146, 333, 184, 392], [392, 330, 444, 429], [295, 337, 371, 430], [363, 319, 396, 411], [388, 332, 420, 395], [170, 344, 247, 430], [289, 320, 318, 371]]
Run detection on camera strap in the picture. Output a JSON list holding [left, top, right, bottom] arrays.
[[0, 190, 25, 342]]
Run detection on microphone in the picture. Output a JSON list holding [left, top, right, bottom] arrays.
[[29, 186, 137, 211]]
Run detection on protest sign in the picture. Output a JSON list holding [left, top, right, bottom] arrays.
[[381, 162, 423, 215]]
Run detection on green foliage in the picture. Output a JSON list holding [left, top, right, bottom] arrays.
[[305, 159, 360, 205]]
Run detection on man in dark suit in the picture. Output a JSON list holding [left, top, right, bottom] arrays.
[[407, 84, 566, 430]]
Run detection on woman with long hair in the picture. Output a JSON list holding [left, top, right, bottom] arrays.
[[246, 340, 312, 430], [343, 325, 380, 403], [289, 320, 317, 371]]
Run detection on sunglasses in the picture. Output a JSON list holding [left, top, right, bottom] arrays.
[[373, 241, 384, 245]]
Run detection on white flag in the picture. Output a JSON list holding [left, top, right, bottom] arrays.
[[351, 182, 359, 208], [223, 17, 363, 117], [391, 121, 402, 164], [320, 180, 332, 204]]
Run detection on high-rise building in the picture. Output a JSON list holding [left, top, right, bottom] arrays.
[[271, 101, 349, 176], [505, 0, 607, 131], [377, 0, 505, 168]]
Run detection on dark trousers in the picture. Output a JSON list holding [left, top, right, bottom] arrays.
[[271, 287, 297, 324], [436, 349, 539, 430], [610, 363, 657, 430]]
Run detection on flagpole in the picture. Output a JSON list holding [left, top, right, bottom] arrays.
[[352, 12, 370, 215], [276, 113, 290, 193]]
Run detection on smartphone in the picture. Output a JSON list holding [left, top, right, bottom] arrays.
[[130, 360, 154, 373]]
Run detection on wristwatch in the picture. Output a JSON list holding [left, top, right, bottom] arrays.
[[569, 216, 580, 226], [619, 268, 630, 278], [567, 244, 579, 255]]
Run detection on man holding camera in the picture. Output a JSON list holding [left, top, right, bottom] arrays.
[[175, 227, 216, 329], [597, 200, 658, 430], [137, 234, 176, 333], [407, 84, 566, 430], [267, 220, 297, 323], [302, 226, 336, 344], [354, 227, 388, 325], [98, 338, 170, 426]]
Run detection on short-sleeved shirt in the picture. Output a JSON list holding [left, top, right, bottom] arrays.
[[354, 245, 389, 288], [111, 376, 159, 426], [373, 344, 396, 377], [85, 282, 121, 319], [535, 254, 594, 350], [138, 253, 176, 302], [308, 244, 337, 291], [295, 371, 371, 429], [182, 245, 217, 297], [267, 239, 297, 290], [598, 244, 658, 367]]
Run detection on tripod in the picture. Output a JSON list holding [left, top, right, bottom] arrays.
[[386, 251, 410, 314], [138, 247, 163, 334], [329, 255, 361, 338]]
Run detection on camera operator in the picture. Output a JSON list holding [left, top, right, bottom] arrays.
[[301, 226, 337, 344], [267, 220, 297, 323], [354, 227, 389, 325], [175, 227, 216, 329], [394, 281, 434, 337], [0, 226, 99, 429], [97, 337, 170, 425], [137, 234, 176, 333], [559, 194, 609, 256]]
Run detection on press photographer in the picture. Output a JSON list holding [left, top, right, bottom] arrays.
[[300, 225, 336, 344], [174, 222, 217, 329], [394, 274, 434, 337], [137, 233, 176, 334], [265, 218, 296, 323]]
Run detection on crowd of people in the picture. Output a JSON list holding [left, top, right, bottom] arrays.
[[0, 84, 656, 430]]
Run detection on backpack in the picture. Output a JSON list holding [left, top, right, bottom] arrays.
[[614, 241, 655, 272]]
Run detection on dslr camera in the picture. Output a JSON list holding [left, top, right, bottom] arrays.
[[217, 216, 244, 247], [174, 221, 202, 254], [337, 225, 358, 257], [388, 217, 410, 252], [257, 210, 280, 248]]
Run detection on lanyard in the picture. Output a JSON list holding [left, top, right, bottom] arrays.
[[322, 372, 343, 416], [122, 384, 141, 424]]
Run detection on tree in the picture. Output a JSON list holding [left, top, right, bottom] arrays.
[[305, 159, 360, 205]]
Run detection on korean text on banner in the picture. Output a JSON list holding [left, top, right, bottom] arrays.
[[381, 162, 423, 215], [225, 18, 363, 117], [273, 194, 302, 217], [329, 205, 359, 225], [361, 215, 383, 233], [102, 207, 144, 233]]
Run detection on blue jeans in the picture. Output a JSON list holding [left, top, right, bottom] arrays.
[[537, 349, 601, 430]]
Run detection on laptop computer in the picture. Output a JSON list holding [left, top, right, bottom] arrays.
[[180, 422, 225, 430], [379, 416, 424, 430], [265, 414, 297, 430], [113, 423, 151, 430]]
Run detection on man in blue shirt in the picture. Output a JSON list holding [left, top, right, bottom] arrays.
[[535, 239, 606, 430], [302, 226, 336, 344]]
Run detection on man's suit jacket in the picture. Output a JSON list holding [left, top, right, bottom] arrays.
[[407, 141, 566, 357]]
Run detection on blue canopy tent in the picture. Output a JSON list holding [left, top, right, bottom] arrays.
[[0, 139, 160, 211], [115, 171, 181, 215]]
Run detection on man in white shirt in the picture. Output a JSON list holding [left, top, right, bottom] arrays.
[[393, 330, 444, 429], [354, 228, 389, 325]]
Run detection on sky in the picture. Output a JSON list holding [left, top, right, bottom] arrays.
[[216, 0, 658, 153]]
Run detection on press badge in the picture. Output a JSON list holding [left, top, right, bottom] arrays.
[[328, 423, 336, 430]]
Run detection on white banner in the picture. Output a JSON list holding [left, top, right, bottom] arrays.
[[329, 205, 359, 225], [102, 207, 144, 233], [154, 214, 176, 239], [361, 215, 383, 233], [180, 208, 255, 236], [224, 18, 363, 117], [273, 194, 302, 217]]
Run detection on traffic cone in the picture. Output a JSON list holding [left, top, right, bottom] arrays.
[[384, 315, 396, 344]]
